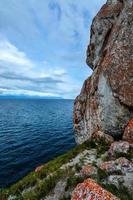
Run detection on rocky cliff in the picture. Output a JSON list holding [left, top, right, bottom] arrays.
[[1, 1, 133, 200], [74, 0, 133, 144]]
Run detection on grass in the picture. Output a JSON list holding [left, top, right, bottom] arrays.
[[75, 163, 82, 172], [0, 140, 96, 200], [115, 149, 133, 161], [101, 183, 133, 200], [65, 176, 84, 191], [97, 167, 108, 180], [59, 196, 71, 200], [23, 174, 58, 200], [3, 138, 130, 200], [96, 167, 133, 200], [96, 138, 110, 157]]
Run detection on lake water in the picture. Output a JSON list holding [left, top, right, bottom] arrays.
[[0, 99, 76, 188]]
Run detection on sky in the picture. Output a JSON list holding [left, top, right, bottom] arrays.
[[0, 0, 106, 99]]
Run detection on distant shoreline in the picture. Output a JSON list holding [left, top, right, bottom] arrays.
[[0, 96, 74, 100]]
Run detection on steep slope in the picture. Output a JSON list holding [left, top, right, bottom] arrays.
[[74, 0, 133, 143]]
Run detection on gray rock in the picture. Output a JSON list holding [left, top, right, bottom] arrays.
[[74, 0, 133, 144]]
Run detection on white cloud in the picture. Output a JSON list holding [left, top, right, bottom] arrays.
[[0, 0, 106, 98], [0, 88, 61, 97], [0, 39, 81, 98], [0, 40, 33, 67]]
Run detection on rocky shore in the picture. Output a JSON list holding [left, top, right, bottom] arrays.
[[1, 0, 133, 199], [1, 121, 133, 200]]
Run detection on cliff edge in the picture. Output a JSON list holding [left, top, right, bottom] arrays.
[[74, 0, 133, 144], [1, 1, 133, 199]]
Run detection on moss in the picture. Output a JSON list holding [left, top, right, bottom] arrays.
[[92, 160, 97, 167], [96, 138, 110, 156], [115, 150, 133, 161], [101, 183, 133, 200], [59, 196, 71, 200], [96, 168, 133, 200], [23, 169, 66, 200], [10, 172, 37, 195], [23, 191, 38, 200], [75, 163, 82, 172], [97, 167, 109, 180], [36, 140, 95, 179], [0, 191, 23, 200], [65, 176, 84, 191], [34, 177, 56, 198]]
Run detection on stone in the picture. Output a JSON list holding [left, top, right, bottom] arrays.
[[35, 165, 44, 173], [99, 157, 133, 174], [74, 0, 133, 144], [80, 165, 97, 177], [116, 157, 133, 174], [91, 130, 114, 145], [107, 175, 124, 189], [123, 118, 133, 144], [44, 179, 67, 200], [99, 160, 117, 173], [107, 173, 133, 197], [71, 178, 120, 200], [108, 141, 130, 157], [123, 173, 133, 196], [8, 196, 18, 200]]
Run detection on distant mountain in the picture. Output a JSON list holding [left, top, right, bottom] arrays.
[[0, 95, 63, 99]]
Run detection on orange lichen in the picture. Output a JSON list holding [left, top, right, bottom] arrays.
[[123, 118, 133, 143], [127, 119, 133, 128], [71, 178, 120, 200], [99, 161, 116, 173], [80, 165, 97, 177]]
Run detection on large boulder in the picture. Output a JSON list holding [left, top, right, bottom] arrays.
[[71, 178, 119, 200], [99, 157, 133, 174], [108, 141, 130, 157], [74, 0, 133, 144]]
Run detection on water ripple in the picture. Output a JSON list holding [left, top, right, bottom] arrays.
[[0, 99, 76, 188]]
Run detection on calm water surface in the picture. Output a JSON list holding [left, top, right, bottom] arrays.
[[0, 99, 76, 188]]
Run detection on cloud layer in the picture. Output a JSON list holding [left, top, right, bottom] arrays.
[[0, 0, 106, 98]]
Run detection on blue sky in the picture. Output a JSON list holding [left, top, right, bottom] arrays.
[[0, 0, 106, 99]]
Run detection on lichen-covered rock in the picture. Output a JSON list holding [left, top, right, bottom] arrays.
[[107, 175, 124, 189], [108, 141, 130, 157], [123, 118, 133, 144], [99, 160, 117, 173], [99, 157, 133, 174], [107, 173, 133, 196], [71, 178, 120, 200], [80, 165, 97, 177], [116, 157, 133, 174], [123, 173, 133, 196], [91, 130, 114, 145], [74, 0, 133, 144]]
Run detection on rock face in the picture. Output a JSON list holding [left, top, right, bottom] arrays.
[[99, 157, 133, 174], [74, 0, 133, 143], [123, 118, 133, 143], [108, 141, 130, 157], [71, 178, 120, 200], [91, 130, 114, 145]]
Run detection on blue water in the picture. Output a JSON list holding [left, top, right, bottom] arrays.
[[0, 99, 76, 188]]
